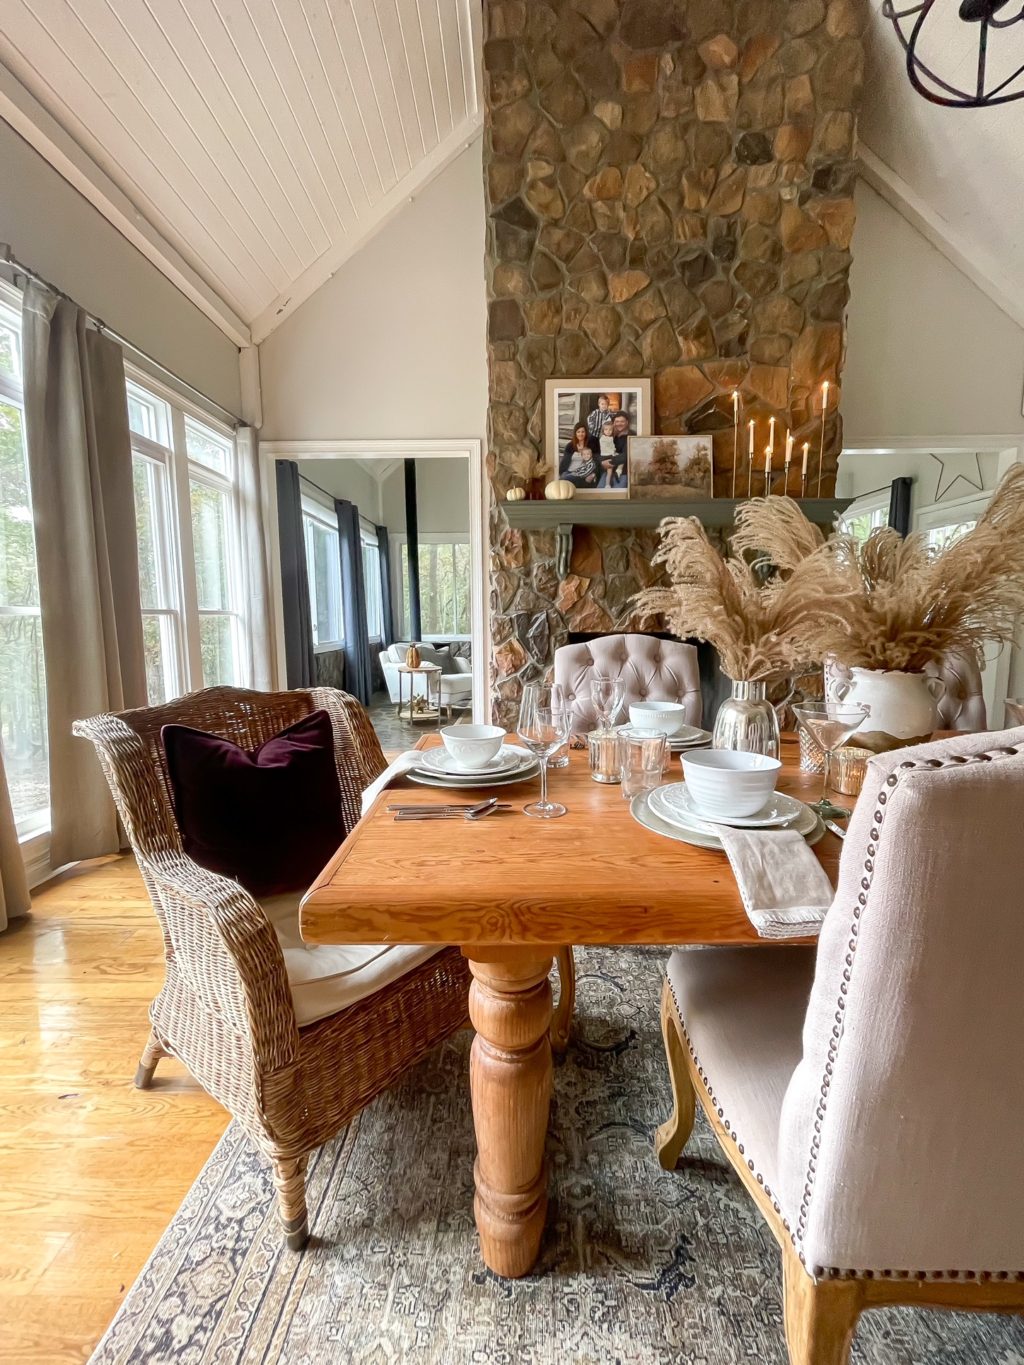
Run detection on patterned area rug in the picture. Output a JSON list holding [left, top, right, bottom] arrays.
[[91, 948, 1023, 1364]]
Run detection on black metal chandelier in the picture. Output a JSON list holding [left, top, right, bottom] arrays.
[[882, 0, 1024, 106]]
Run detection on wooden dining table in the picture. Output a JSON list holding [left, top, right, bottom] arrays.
[[301, 733, 847, 1280]]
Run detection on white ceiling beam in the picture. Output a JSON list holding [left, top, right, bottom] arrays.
[[858, 142, 1024, 332], [250, 116, 483, 344], [0, 58, 251, 348]]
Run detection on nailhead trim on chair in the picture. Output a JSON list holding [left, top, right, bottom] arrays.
[[665, 977, 795, 1242], [795, 742, 1024, 1282]]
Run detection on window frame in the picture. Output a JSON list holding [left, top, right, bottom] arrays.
[[360, 521, 383, 643], [126, 366, 246, 696], [0, 280, 49, 845], [300, 493, 344, 653], [391, 531, 472, 642]]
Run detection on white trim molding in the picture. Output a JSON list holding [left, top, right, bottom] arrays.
[[857, 144, 1024, 332], [0, 60, 252, 347], [249, 121, 483, 344], [260, 438, 490, 723]]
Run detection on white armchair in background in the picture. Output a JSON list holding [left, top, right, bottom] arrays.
[[378, 643, 473, 718]]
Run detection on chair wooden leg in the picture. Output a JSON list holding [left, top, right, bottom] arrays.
[[550, 946, 576, 1052], [133, 1030, 166, 1089], [782, 1241, 863, 1365], [655, 980, 696, 1170], [272, 1154, 310, 1251]]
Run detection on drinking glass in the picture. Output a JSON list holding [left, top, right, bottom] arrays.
[[620, 727, 668, 800], [793, 702, 870, 818], [518, 682, 571, 819], [591, 675, 625, 733]]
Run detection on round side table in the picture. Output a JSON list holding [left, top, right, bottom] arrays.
[[396, 662, 442, 725]]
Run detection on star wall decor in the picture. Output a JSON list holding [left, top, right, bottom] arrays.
[[929, 451, 985, 503]]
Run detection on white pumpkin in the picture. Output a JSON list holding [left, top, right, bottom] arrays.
[[544, 479, 575, 501], [505, 486, 526, 502]]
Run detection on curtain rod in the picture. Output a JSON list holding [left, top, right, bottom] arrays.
[[298, 472, 337, 502], [1, 244, 243, 427]]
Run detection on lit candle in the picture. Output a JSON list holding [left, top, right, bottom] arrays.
[[747, 418, 755, 498], [802, 441, 809, 474], [748, 418, 755, 459], [768, 415, 776, 453], [817, 381, 830, 498], [731, 391, 740, 499], [785, 430, 794, 465]]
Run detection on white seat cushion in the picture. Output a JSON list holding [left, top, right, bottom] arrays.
[[262, 893, 443, 1028], [667, 946, 815, 1224], [438, 674, 472, 700]]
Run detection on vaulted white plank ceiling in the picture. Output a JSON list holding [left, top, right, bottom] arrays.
[[861, 2, 1024, 328], [0, 0, 481, 344]]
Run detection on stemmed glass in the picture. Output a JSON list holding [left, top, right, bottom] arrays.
[[518, 682, 571, 819], [591, 675, 625, 733], [793, 701, 870, 818]]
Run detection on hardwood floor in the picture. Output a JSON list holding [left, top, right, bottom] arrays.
[[0, 856, 227, 1364]]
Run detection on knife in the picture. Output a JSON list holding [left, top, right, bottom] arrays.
[[824, 818, 846, 840]]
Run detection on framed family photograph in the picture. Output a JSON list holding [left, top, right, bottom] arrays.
[[627, 435, 714, 500], [544, 378, 652, 499]]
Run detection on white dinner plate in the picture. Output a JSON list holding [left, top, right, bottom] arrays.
[[654, 783, 805, 829], [417, 745, 524, 777], [406, 763, 539, 790], [610, 724, 712, 750], [633, 789, 823, 851]]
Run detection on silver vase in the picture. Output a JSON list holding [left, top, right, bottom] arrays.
[[712, 680, 781, 759]]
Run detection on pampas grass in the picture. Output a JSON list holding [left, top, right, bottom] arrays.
[[633, 517, 858, 682], [731, 469, 1024, 673]]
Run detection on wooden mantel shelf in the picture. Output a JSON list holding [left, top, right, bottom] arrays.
[[502, 498, 851, 576]]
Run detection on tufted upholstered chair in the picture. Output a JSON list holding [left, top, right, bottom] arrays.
[[74, 686, 471, 1250], [825, 652, 987, 731], [553, 633, 702, 734], [656, 727, 1024, 1363]]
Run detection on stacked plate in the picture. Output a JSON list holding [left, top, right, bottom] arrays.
[[613, 722, 713, 754], [632, 781, 824, 850], [406, 743, 539, 790]]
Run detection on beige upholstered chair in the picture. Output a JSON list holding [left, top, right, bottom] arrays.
[[826, 652, 987, 731], [74, 686, 470, 1250], [553, 633, 702, 734], [657, 728, 1024, 1364]]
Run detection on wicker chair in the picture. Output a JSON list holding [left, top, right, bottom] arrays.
[[73, 685, 471, 1250]]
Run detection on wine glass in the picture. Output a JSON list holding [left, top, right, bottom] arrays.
[[518, 682, 571, 819], [793, 701, 870, 818], [591, 675, 625, 733]]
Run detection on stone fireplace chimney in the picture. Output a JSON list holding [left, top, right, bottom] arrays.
[[484, 0, 866, 723]]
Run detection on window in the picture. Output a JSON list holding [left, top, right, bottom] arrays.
[[0, 286, 48, 836], [394, 534, 471, 639], [301, 496, 343, 650], [839, 495, 889, 544], [361, 525, 383, 640], [128, 374, 245, 700]]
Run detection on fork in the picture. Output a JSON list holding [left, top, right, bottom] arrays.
[[394, 803, 507, 821]]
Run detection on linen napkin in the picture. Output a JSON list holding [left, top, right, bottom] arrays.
[[360, 750, 422, 816], [717, 826, 835, 940]]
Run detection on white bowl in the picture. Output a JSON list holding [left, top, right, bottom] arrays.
[[681, 748, 781, 818], [440, 724, 506, 770], [628, 701, 688, 736]]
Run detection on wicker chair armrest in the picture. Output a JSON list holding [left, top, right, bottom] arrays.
[[145, 851, 300, 1074], [72, 713, 180, 860], [310, 687, 387, 827]]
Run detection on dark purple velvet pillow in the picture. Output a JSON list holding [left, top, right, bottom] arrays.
[[162, 710, 344, 898]]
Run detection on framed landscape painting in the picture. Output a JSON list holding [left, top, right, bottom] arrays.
[[544, 378, 652, 500], [627, 435, 714, 500]]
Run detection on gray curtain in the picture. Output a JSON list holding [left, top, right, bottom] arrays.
[[376, 523, 394, 647], [888, 476, 913, 537], [0, 750, 30, 933], [275, 460, 316, 688], [21, 284, 147, 868], [336, 499, 372, 705]]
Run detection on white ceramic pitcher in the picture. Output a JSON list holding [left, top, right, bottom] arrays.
[[840, 667, 945, 743]]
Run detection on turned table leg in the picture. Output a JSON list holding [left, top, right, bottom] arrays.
[[465, 948, 554, 1279]]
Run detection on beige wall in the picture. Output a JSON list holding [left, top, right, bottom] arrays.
[[381, 459, 469, 536], [843, 180, 1024, 444], [259, 141, 487, 445], [0, 118, 241, 416], [293, 459, 383, 523]]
